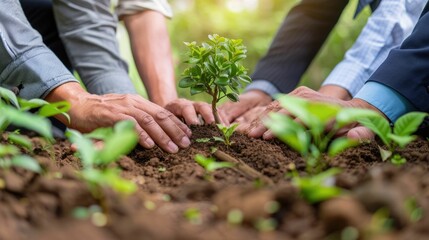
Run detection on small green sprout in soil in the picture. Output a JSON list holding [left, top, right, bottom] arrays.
[[265, 95, 377, 173], [356, 112, 427, 165], [194, 154, 234, 180], [287, 163, 343, 204], [213, 123, 239, 146], [66, 120, 138, 198], [227, 209, 244, 225], [183, 207, 202, 225]]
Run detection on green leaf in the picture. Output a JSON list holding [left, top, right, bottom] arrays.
[[391, 154, 407, 166], [2, 105, 53, 140], [18, 98, 49, 111], [179, 77, 196, 88], [98, 121, 138, 165], [213, 136, 225, 143], [84, 127, 113, 140], [206, 161, 234, 172], [293, 168, 342, 204], [225, 123, 239, 138], [195, 138, 211, 143], [226, 93, 239, 102], [11, 155, 42, 173], [336, 108, 380, 128], [190, 85, 205, 95], [358, 116, 391, 146], [0, 87, 19, 108], [0, 144, 19, 157], [66, 129, 97, 168], [328, 138, 359, 156], [265, 113, 310, 156], [38, 101, 71, 119], [388, 134, 416, 148], [8, 133, 32, 150], [276, 95, 313, 126], [307, 101, 341, 126], [393, 112, 427, 136], [214, 77, 229, 86], [378, 145, 392, 161]]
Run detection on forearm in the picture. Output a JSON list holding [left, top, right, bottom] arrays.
[[124, 10, 177, 107], [52, 0, 136, 95], [0, 0, 76, 100]]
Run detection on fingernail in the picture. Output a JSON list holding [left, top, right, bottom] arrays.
[[180, 136, 191, 147], [146, 138, 155, 148], [167, 141, 179, 153]]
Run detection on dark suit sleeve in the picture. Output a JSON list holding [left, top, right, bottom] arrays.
[[368, 3, 429, 113], [250, 0, 349, 94]]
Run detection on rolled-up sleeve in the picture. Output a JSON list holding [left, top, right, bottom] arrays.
[[0, 0, 77, 100], [116, 0, 173, 19]]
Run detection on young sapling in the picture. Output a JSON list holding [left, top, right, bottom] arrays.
[[265, 95, 378, 173], [179, 34, 251, 145], [356, 112, 427, 165], [179, 34, 251, 124], [213, 123, 239, 146]]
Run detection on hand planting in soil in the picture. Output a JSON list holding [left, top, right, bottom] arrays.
[[66, 120, 139, 197], [356, 112, 428, 165], [0, 86, 71, 173], [194, 154, 234, 180], [179, 34, 251, 144], [265, 95, 378, 173]]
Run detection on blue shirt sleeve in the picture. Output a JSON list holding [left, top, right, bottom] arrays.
[[354, 81, 416, 122], [0, 0, 77, 100]]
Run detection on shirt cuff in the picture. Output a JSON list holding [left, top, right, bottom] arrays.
[[83, 71, 137, 95], [244, 80, 280, 98], [322, 60, 368, 97], [116, 0, 173, 19], [354, 81, 416, 122]]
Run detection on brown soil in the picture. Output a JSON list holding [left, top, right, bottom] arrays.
[[1, 125, 429, 240]]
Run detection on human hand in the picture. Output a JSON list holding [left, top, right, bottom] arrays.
[[164, 98, 228, 125], [46, 83, 191, 153], [242, 86, 382, 141], [219, 90, 273, 123]]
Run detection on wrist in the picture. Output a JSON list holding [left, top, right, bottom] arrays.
[[348, 98, 388, 119], [318, 85, 352, 100], [44, 82, 91, 125]]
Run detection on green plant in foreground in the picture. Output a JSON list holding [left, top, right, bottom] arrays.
[[265, 95, 379, 173], [288, 164, 343, 204], [356, 112, 427, 165], [0, 86, 70, 173], [194, 154, 234, 180], [179, 34, 251, 124], [66, 120, 138, 197]]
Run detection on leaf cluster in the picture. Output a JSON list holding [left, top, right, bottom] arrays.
[[66, 121, 139, 195], [179, 34, 251, 101], [357, 112, 427, 165]]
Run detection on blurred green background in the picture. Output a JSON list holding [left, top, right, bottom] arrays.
[[117, 0, 370, 102]]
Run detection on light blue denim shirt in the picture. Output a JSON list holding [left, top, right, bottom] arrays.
[[0, 0, 77, 100]]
